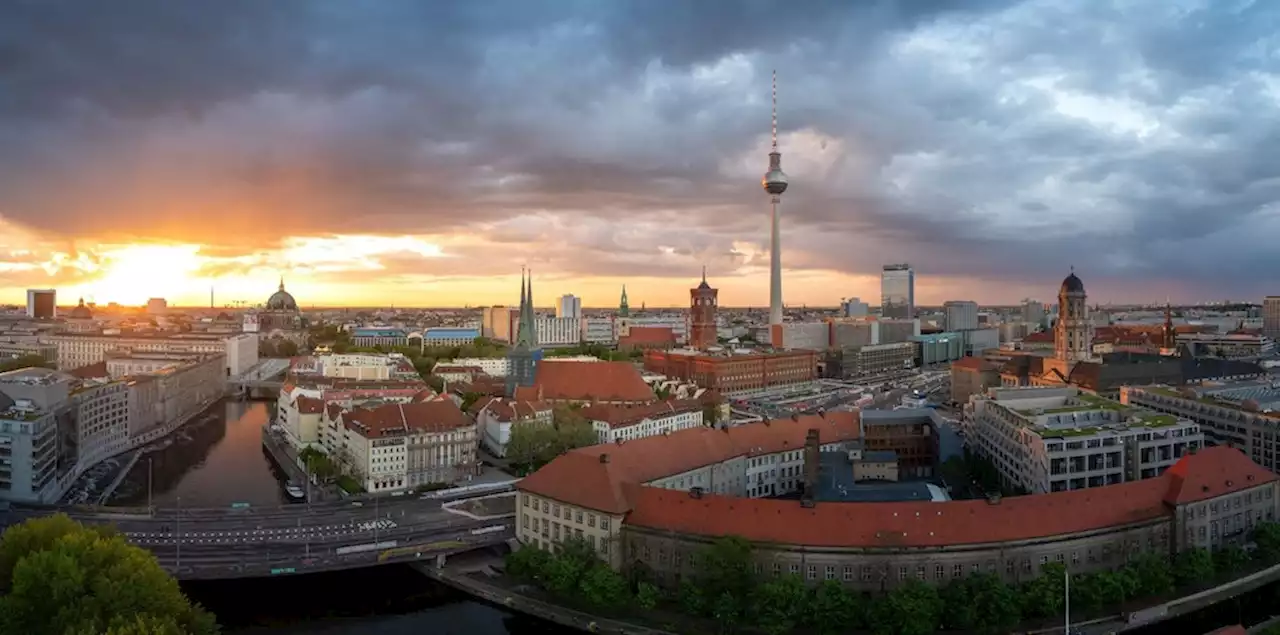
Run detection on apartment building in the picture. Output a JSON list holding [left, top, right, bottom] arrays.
[[579, 400, 704, 444], [969, 386, 1203, 494], [1121, 383, 1280, 474], [321, 399, 478, 492], [643, 349, 817, 395], [536, 318, 581, 348], [474, 397, 553, 458]]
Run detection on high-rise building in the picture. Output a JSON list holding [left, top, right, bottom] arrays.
[[26, 289, 55, 319], [482, 306, 517, 342], [841, 298, 868, 318], [1021, 298, 1046, 325], [880, 264, 914, 319], [1054, 268, 1093, 363], [556, 294, 582, 320], [1265, 296, 1280, 341], [943, 300, 979, 331], [762, 71, 789, 326], [689, 269, 718, 350], [505, 269, 541, 397]]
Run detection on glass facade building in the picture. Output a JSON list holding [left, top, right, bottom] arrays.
[[881, 264, 915, 320]]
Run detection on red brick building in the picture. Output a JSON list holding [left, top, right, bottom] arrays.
[[689, 272, 718, 350], [643, 349, 817, 394]]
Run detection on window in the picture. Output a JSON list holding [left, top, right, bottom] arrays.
[[843, 566, 854, 582], [542, 501, 549, 513], [1039, 555, 1049, 566], [1006, 560, 1015, 576], [790, 564, 800, 576], [773, 563, 782, 578], [861, 566, 873, 582], [898, 566, 907, 581], [935, 565, 944, 580], [575, 511, 583, 524], [588, 514, 596, 528], [521, 514, 529, 528], [825, 565, 835, 580], [953, 564, 963, 578], [523, 496, 530, 507], [601, 518, 611, 531]]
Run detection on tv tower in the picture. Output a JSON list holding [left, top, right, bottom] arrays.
[[762, 70, 789, 326]]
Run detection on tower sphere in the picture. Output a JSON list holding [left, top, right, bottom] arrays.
[[763, 168, 788, 195]]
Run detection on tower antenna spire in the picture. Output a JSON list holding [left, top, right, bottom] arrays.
[[771, 70, 778, 151]]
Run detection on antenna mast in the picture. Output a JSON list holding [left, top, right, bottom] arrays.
[[771, 70, 778, 151]]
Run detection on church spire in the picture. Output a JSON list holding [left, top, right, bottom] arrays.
[[278, 276, 285, 292], [619, 284, 630, 318]]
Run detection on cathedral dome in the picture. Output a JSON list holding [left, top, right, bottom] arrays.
[[266, 278, 298, 311], [1060, 271, 1085, 295], [69, 297, 92, 319]]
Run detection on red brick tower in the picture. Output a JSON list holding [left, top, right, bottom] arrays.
[[690, 267, 718, 350]]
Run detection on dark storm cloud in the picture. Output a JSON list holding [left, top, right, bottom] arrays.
[[0, 0, 1276, 299]]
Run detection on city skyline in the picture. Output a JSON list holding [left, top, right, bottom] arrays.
[[2, 1, 1278, 308]]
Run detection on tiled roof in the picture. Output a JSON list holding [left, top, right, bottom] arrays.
[[1022, 331, 1055, 343], [296, 396, 324, 414], [578, 399, 702, 429], [535, 360, 655, 402], [518, 412, 860, 514], [341, 400, 471, 439], [1205, 626, 1246, 635], [619, 327, 675, 344], [67, 361, 108, 379], [1163, 446, 1277, 505], [434, 365, 484, 373], [479, 397, 552, 422], [624, 477, 1171, 548]]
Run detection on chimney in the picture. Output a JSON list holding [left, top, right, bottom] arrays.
[[599, 453, 610, 464], [801, 428, 820, 507]]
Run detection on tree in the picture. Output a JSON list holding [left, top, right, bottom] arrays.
[[577, 564, 629, 609], [1019, 562, 1066, 619], [1173, 548, 1215, 587], [0, 514, 218, 635], [1253, 522, 1280, 564], [1213, 545, 1250, 578], [635, 581, 661, 610], [941, 573, 1019, 634], [694, 536, 755, 618], [869, 579, 942, 635], [752, 574, 809, 635], [1073, 569, 1135, 613], [1127, 553, 1174, 597], [806, 578, 864, 634]]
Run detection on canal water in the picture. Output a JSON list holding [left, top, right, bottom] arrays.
[[110, 399, 548, 632]]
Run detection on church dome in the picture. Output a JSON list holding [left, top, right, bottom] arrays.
[[266, 278, 298, 311], [69, 297, 92, 319], [1060, 271, 1085, 295]]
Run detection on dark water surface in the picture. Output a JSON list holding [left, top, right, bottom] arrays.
[[111, 401, 291, 507], [183, 565, 559, 634]]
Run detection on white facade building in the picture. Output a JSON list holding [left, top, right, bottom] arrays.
[[45, 332, 257, 377], [452, 357, 510, 377], [320, 399, 478, 492], [581, 400, 704, 444], [583, 317, 617, 344], [536, 317, 582, 347], [841, 298, 869, 318], [556, 295, 583, 320], [476, 397, 554, 458], [968, 386, 1203, 494]]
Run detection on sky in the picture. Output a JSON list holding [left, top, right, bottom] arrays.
[[1, 0, 1277, 309]]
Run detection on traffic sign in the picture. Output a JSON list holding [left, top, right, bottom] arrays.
[[231, 502, 251, 509], [270, 567, 296, 575]]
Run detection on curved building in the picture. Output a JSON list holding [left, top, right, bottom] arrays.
[[516, 413, 1278, 590]]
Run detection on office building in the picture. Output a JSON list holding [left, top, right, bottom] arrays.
[[1265, 296, 1280, 341], [841, 298, 869, 318], [422, 328, 480, 348], [881, 264, 915, 319], [969, 386, 1202, 494], [482, 306, 517, 342], [1121, 383, 1280, 473], [26, 290, 55, 320], [535, 318, 582, 348], [45, 332, 257, 377], [1022, 299, 1046, 326], [556, 295, 582, 320], [320, 399, 478, 492], [943, 301, 979, 332], [644, 349, 817, 395]]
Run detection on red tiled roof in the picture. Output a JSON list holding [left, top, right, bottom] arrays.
[[341, 400, 471, 439], [579, 399, 702, 429], [479, 397, 552, 422], [534, 360, 654, 402], [1023, 331, 1055, 343], [619, 327, 675, 345], [68, 361, 108, 379], [296, 396, 324, 414], [1163, 446, 1277, 505], [518, 412, 861, 514], [434, 365, 484, 373], [625, 477, 1171, 548]]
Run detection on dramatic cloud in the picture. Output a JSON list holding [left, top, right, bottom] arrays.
[[0, 0, 1276, 306]]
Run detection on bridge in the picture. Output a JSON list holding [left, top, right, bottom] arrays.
[[226, 358, 291, 393], [2, 484, 519, 580]]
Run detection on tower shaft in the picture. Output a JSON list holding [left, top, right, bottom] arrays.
[[769, 198, 783, 325]]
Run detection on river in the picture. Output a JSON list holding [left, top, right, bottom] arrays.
[[108, 399, 548, 633]]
